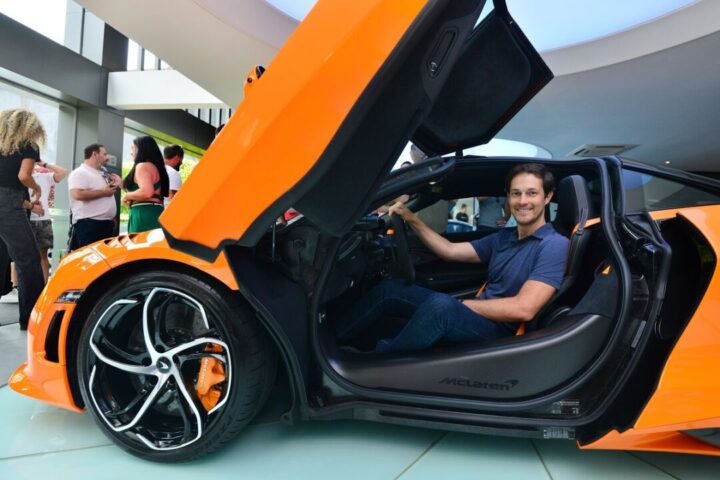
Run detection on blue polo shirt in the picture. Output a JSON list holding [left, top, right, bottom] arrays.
[[470, 223, 569, 301]]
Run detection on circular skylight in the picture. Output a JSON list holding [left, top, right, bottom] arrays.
[[266, 0, 699, 52]]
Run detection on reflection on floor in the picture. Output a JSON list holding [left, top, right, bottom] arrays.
[[1, 384, 720, 479], [1, 294, 719, 480]]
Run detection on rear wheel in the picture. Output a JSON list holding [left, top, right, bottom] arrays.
[[76, 270, 275, 462]]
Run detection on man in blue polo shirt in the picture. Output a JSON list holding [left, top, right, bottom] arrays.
[[335, 163, 569, 353]]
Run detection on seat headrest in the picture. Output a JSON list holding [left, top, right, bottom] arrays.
[[553, 175, 592, 237]]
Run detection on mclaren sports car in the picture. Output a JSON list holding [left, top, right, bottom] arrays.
[[10, 0, 720, 462]]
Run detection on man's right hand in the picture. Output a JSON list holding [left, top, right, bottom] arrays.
[[390, 200, 481, 264], [388, 202, 416, 223], [110, 173, 122, 188]]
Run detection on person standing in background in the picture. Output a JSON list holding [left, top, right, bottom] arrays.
[[163, 144, 184, 207], [29, 160, 68, 283], [123, 136, 169, 233], [455, 203, 470, 222], [475, 196, 511, 228], [68, 144, 121, 249], [0, 108, 47, 330]]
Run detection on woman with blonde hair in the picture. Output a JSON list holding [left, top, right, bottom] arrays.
[[0, 108, 46, 330]]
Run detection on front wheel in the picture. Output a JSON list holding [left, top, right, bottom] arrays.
[[76, 270, 276, 462]]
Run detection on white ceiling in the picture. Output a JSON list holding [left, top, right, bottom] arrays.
[[77, 0, 720, 171]]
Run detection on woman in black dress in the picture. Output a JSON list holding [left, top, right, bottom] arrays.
[[0, 109, 46, 330]]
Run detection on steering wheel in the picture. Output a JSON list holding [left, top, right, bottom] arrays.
[[388, 213, 415, 284]]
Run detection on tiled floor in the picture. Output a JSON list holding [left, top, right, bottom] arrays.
[[1, 297, 720, 478], [2, 385, 720, 479]]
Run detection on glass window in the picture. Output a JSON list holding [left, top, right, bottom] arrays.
[[445, 196, 557, 234], [127, 40, 140, 71], [143, 50, 158, 71], [0, 0, 67, 45], [623, 169, 720, 213]]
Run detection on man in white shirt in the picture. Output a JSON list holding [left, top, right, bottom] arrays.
[[68, 144, 120, 249], [29, 160, 68, 282], [163, 144, 184, 207]]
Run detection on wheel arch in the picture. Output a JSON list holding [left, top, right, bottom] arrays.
[[64, 258, 302, 415]]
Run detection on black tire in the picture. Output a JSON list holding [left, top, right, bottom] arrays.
[[76, 270, 276, 462]]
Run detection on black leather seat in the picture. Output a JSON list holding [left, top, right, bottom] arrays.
[[528, 175, 594, 332]]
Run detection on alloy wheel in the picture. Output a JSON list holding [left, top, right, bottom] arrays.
[[85, 287, 232, 451]]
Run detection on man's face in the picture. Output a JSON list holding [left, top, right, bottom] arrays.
[[172, 156, 183, 171], [97, 147, 109, 166], [508, 173, 552, 227]]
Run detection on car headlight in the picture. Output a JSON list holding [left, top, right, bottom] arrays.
[[57, 290, 84, 304]]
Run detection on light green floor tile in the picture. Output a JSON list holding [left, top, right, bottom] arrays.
[[399, 433, 551, 480], [0, 386, 110, 459], [634, 451, 720, 480], [0, 420, 442, 480], [534, 439, 674, 479]]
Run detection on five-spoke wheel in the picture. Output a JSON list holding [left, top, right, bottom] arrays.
[[77, 271, 276, 462]]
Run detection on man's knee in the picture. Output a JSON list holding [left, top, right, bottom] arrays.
[[425, 292, 457, 310], [420, 293, 458, 328]]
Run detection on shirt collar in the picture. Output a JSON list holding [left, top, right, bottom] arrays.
[[510, 223, 555, 243], [529, 223, 556, 239]]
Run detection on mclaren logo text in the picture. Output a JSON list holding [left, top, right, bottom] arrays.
[[439, 377, 519, 391]]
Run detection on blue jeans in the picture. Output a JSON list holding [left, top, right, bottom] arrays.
[[335, 279, 513, 353], [72, 218, 115, 249]]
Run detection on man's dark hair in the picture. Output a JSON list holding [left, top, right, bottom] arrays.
[[215, 124, 225, 137], [84, 143, 104, 160], [505, 163, 555, 196], [163, 144, 184, 160]]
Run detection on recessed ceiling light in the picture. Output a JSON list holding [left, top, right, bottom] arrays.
[[664, 161, 671, 165], [568, 144, 638, 157]]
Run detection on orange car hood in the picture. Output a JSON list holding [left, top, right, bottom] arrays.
[[161, 0, 551, 260]]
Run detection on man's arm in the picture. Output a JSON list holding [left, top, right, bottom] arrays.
[[389, 202, 479, 263], [70, 187, 116, 201], [44, 162, 69, 182], [462, 280, 556, 323]]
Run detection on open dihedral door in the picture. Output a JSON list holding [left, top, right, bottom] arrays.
[[161, 0, 490, 261]]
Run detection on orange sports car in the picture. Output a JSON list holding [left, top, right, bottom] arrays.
[[10, 0, 720, 462]]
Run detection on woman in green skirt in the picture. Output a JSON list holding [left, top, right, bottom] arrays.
[[122, 136, 169, 233]]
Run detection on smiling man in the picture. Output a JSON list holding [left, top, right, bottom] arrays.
[[335, 163, 569, 353]]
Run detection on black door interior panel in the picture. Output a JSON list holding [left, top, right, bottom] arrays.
[[328, 313, 611, 400]]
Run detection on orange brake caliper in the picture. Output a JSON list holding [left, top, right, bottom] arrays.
[[196, 344, 227, 411]]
